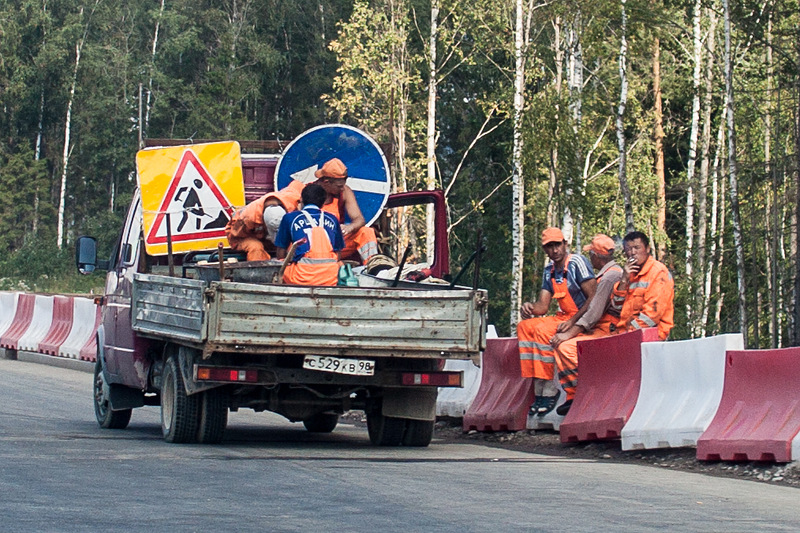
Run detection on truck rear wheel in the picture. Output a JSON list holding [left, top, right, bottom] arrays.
[[303, 413, 339, 433], [367, 411, 406, 446], [93, 359, 132, 430], [196, 388, 228, 444], [402, 419, 434, 447], [161, 355, 199, 443]]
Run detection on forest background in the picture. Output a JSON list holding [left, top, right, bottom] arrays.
[[0, 0, 798, 346]]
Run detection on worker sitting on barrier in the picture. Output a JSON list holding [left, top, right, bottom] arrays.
[[550, 234, 623, 416], [275, 183, 344, 286], [611, 231, 675, 340], [517, 227, 597, 417]]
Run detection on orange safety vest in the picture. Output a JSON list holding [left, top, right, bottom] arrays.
[[283, 210, 342, 286], [614, 255, 675, 340], [552, 254, 579, 317]]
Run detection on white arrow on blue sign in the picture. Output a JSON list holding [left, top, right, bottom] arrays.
[[275, 124, 391, 226]]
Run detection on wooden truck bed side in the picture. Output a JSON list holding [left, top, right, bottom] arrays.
[[132, 273, 488, 359]]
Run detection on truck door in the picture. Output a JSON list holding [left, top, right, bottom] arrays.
[[102, 192, 150, 388]]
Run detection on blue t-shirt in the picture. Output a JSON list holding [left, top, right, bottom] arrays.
[[274, 206, 344, 261], [541, 253, 595, 309]]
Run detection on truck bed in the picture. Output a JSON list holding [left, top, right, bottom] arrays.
[[132, 273, 487, 359]]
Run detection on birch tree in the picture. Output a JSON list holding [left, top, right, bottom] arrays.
[[723, 0, 747, 344], [616, 0, 634, 233], [510, 0, 526, 331]]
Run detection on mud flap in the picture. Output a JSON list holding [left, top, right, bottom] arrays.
[[177, 344, 221, 396], [381, 388, 438, 421], [108, 384, 145, 410]]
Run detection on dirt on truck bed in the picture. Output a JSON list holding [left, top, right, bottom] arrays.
[[341, 412, 800, 488]]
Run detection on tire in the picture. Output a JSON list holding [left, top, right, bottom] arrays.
[[367, 411, 406, 446], [196, 388, 228, 444], [303, 413, 339, 433], [402, 419, 434, 447], [161, 355, 199, 443], [93, 358, 132, 430]]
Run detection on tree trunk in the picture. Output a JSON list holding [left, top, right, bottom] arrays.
[[765, 14, 777, 347], [724, 0, 747, 345], [57, 38, 83, 249], [696, 5, 718, 338], [684, 0, 703, 334], [510, 0, 526, 332], [616, 0, 634, 233], [426, 0, 439, 262], [145, 0, 166, 136], [794, 27, 800, 346], [546, 16, 562, 230], [653, 34, 666, 260]]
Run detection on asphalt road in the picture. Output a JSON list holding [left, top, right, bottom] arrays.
[[1, 356, 799, 532]]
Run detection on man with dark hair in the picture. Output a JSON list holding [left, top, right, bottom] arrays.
[[611, 231, 674, 340], [274, 183, 344, 286], [517, 227, 596, 417]]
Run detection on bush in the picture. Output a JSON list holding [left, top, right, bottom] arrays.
[[0, 238, 105, 294]]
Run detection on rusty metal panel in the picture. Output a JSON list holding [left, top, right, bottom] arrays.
[[132, 273, 207, 343], [206, 282, 487, 358]]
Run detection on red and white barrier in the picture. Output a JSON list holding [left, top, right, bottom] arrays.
[[0, 292, 20, 337], [0, 293, 36, 350], [463, 337, 533, 432], [59, 297, 100, 360], [621, 334, 744, 451], [16, 295, 55, 352], [38, 295, 75, 355], [560, 328, 659, 443], [697, 347, 800, 463]]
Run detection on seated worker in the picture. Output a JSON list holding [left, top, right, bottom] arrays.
[[611, 231, 675, 340], [274, 183, 344, 286], [517, 227, 596, 417], [549, 234, 624, 416], [225, 158, 378, 263]]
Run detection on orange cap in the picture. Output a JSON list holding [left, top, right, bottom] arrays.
[[582, 234, 616, 256], [314, 158, 348, 179], [541, 227, 565, 245]]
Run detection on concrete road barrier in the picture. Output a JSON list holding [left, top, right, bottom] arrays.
[[59, 297, 100, 360], [697, 347, 800, 463], [621, 334, 744, 451], [463, 337, 532, 432], [0, 292, 20, 338], [38, 296, 75, 356], [560, 328, 659, 443], [16, 295, 55, 352]]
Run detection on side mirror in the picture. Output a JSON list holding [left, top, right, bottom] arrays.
[[76, 236, 98, 275]]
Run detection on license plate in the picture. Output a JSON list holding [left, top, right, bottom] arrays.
[[303, 355, 375, 376]]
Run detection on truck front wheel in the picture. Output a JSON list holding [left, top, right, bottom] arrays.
[[93, 359, 132, 429], [161, 355, 199, 443]]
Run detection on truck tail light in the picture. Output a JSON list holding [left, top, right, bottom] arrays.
[[401, 371, 462, 387], [196, 366, 258, 383]]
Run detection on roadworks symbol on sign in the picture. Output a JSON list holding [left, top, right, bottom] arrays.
[[146, 150, 234, 246]]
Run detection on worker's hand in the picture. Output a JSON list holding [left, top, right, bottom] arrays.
[[520, 302, 536, 320], [550, 332, 569, 348], [623, 256, 641, 278], [556, 318, 575, 333], [341, 224, 352, 237]]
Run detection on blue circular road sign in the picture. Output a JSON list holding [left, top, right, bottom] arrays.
[[275, 124, 391, 226]]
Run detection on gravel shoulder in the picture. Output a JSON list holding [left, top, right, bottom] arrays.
[[342, 412, 800, 488]]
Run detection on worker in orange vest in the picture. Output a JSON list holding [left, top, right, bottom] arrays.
[[225, 158, 378, 263], [550, 234, 624, 415], [517, 227, 597, 417], [611, 231, 674, 340], [275, 183, 344, 286]]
